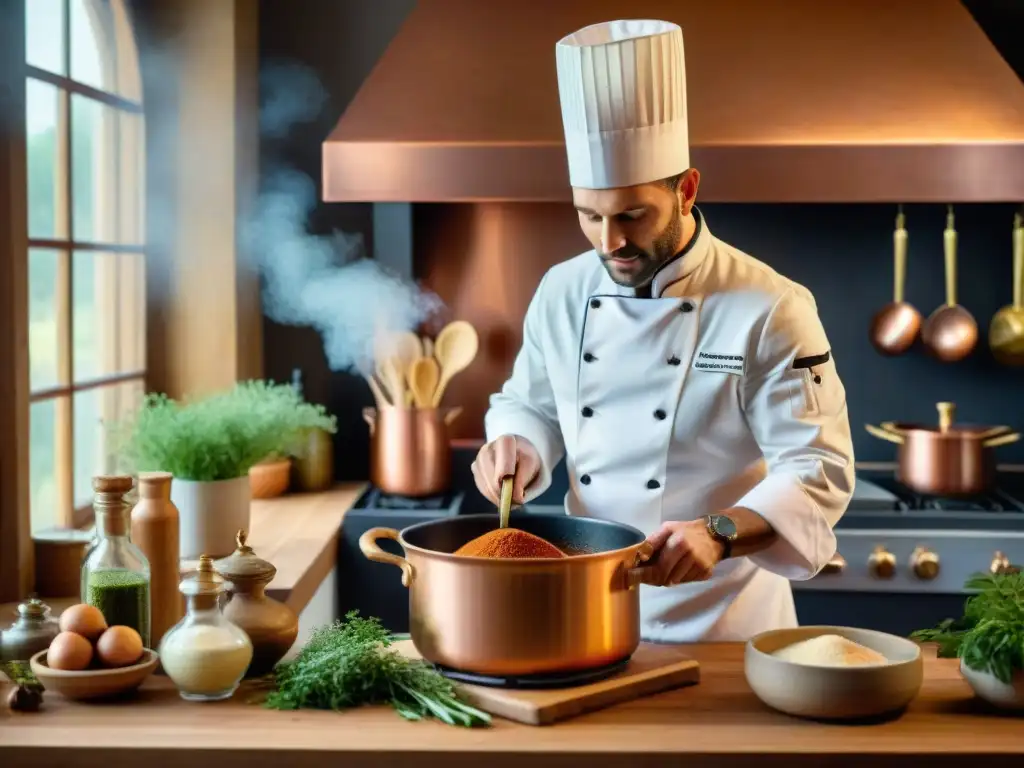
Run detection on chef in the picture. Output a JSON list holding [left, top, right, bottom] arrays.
[[471, 19, 855, 642]]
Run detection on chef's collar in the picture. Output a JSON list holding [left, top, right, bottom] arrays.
[[649, 206, 711, 298]]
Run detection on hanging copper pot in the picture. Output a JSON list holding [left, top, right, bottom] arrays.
[[865, 402, 1019, 496]]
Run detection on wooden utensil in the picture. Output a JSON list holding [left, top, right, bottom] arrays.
[[422, 336, 434, 359], [921, 206, 977, 362], [431, 320, 480, 407], [408, 356, 440, 408], [989, 212, 1024, 366], [392, 638, 700, 726], [498, 476, 514, 529], [869, 207, 921, 355], [363, 374, 389, 407], [391, 332, 423, 373], [381, 357, 408, 407]]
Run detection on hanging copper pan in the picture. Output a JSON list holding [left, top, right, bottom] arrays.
[[865, 402, 1020, 496]]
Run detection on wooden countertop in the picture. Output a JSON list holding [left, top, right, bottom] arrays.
[[2, 644, 1021, 768], [2, 483, 366, 621]]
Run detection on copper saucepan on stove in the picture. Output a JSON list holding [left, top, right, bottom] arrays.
[[865, 402, 1020, 496], [359, 513, 655, 677]]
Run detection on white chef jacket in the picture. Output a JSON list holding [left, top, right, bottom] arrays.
[[484, 208, 855, 642]]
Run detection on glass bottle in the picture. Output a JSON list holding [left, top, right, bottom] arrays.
[[160, 555, 253, 702], [81, 475, 152, 647]]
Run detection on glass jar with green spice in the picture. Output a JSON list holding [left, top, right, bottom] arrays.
[[81, 476, 152, 647]]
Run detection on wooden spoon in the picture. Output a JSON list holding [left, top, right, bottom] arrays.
[[408, 356, 440, 408], [989, 212, 1024, 366], [869, 207, 921, 356], [498, 476, 514, 529], [430, 321, 480, 407], [381, 357, 407, 408], [921, 206, 978, 362]]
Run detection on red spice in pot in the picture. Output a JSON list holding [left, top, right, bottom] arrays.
[[454, 528, 566, 559]]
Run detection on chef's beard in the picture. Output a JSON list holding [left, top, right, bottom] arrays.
[[599, 202, 683, 291]]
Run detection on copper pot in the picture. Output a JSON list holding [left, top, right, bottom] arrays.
[[359, 514, 654, 676], [865, 401, 1020, 496], [362, 406, 462, 497]]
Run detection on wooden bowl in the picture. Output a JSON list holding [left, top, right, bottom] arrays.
[[30, 648, 159, 700], [745, 626, 923, 721], [249, 458, 292, 499]]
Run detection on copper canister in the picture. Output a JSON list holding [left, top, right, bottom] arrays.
[[362, 406, 461, 497]]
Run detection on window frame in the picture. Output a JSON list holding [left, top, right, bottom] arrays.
[[25, 0, 148, 531]]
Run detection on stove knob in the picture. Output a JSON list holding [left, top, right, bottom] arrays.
[[910, 546, 940, 580], [820, 553, 846, 575], [868, 545, 896, 579], [990, 552, 1020, 575]]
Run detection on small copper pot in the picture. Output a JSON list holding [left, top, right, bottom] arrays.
[[359, 514, 654, 676], [362, 406, 462, 497], [865, 402, 1020, 496]]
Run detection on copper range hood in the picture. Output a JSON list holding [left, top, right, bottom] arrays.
[[323, 0, 1024, 203]]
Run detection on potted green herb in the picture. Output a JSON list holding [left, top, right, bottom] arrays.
[[115, 381, 337, 558], [910, 570, 1024, 710]]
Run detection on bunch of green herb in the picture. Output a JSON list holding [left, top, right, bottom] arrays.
[[263, 612, 491, 727], [910, 571, 1024, 684], [1, 661, 44, 711], [114, 380, 337, 482]]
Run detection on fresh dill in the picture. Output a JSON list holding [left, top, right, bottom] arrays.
[[910, 571, 1024, 684], [262, 612, 491, 727]]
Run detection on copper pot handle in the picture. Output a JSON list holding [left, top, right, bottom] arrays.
[[978, 426, 1012, 440], [444, 406, 463, 426], [625, 541, 657, 590], [984, 432, 1021, 448], [358, 527, 415, 587], [865, 423, 904, 445]]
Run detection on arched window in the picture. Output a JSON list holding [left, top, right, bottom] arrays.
[[25, 0, 146, 531]]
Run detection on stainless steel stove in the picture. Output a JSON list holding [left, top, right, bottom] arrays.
[[791, 471, 1024, 634]]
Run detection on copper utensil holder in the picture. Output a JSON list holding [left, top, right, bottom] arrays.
[[363, 406, 462, 497]]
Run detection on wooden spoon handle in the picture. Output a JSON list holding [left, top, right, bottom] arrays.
[[498, 476, 514, 529], [894, 209, 908, 304], [944, 206, 957, 307]]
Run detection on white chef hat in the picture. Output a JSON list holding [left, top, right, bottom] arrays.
[[555, 19, 689, 190]]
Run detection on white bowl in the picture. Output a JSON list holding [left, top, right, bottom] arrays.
[[960, 659, 1024, 711], [745, 625, 923, 721]]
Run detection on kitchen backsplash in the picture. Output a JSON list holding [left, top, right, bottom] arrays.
[[264, 201, 1024, 480]]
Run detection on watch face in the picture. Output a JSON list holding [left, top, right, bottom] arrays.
[[711, 515, 738, 540]]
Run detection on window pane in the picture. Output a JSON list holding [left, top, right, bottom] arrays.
[[74, 380, 143, 506], [73, 251, 144, 380], [117, 111, 145, 244], [30, 398, 60, 534], [71, 94, 116, 243], [29, 248, 64, 391], [119, 253, 146, 371], [26, 78, 65, 240], [26, 0, 66, 75], [70, 0, 113, 95], [73, 250, 111, 381]]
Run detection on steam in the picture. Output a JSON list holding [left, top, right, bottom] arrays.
[[245, 62, 442, 373]]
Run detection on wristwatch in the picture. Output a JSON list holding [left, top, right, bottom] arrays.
[[705, 514, 739, 560]]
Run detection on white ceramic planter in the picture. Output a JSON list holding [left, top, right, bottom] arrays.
[[960, 658, 1024, 711], [171, 476, 251, 559]]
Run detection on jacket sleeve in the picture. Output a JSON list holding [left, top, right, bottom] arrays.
[[484, 272, 566, 501], [735, 287, 855, 580]]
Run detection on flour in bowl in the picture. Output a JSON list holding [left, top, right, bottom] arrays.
[[772, 634, 888, 667]]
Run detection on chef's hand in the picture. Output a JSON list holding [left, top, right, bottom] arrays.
[[642, 520, 725, 586], [471, 435, 541, 506]]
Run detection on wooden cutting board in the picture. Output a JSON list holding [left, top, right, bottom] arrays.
[[393, 639, 700, 725]]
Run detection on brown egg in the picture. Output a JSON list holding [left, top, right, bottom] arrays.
[[96, 625, 144, 668], [58, 603, 108, 642], [47, 631, 94, 671]]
